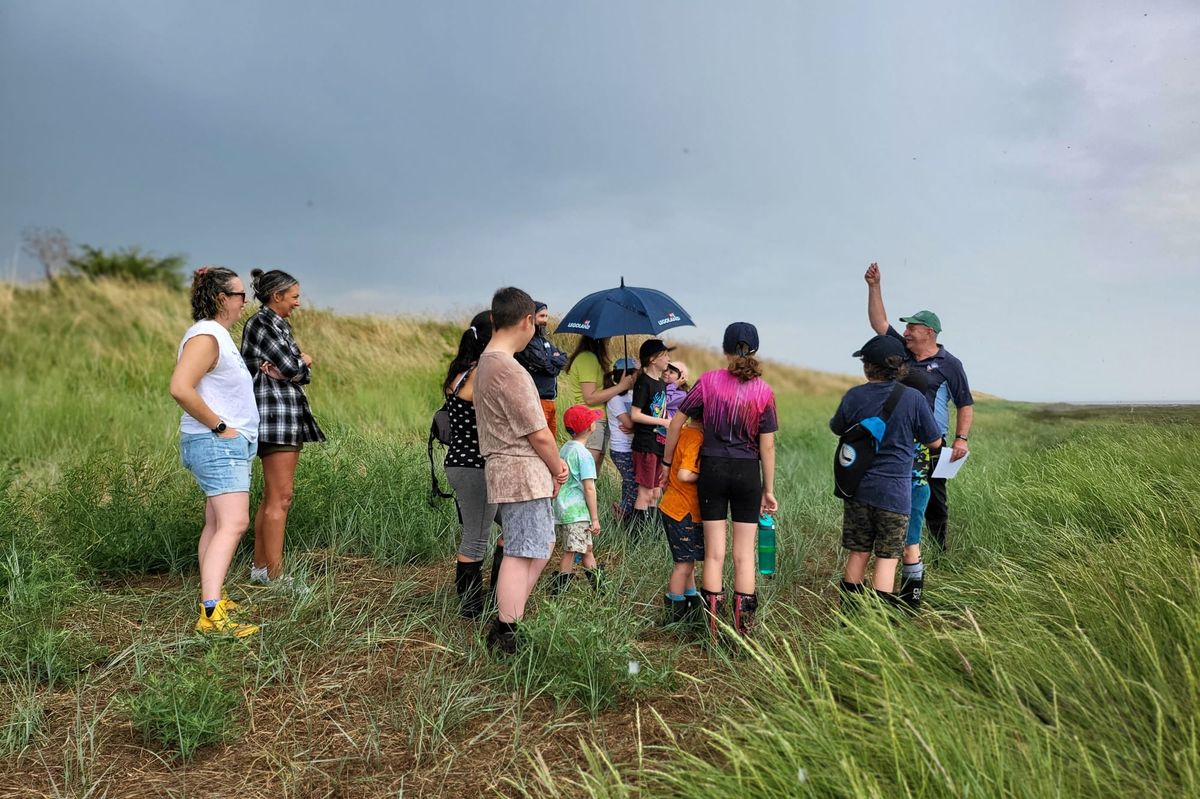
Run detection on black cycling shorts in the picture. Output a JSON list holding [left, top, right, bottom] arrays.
[[698, 456, 762, 524]]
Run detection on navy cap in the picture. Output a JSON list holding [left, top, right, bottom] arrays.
[[639, 338, 675, 363], [853, 334, 906, 366], [722, 322, 759, 355]]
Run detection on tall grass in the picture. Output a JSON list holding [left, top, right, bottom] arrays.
[[2, 279, 1197, 796]]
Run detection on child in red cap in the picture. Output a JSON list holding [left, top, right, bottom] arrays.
[[550, 404, 604, 593]]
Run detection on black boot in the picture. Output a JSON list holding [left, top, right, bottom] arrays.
[[732, 592, 758, 637], [488, 544, 504, 598], [583, 565, 606, 593], [454, 560, 485, 619], [550, 571, 574, 597], [898, 573, 924, 613], [839, 580, 865, 612], [486, 618, 519, 655], [663, 594, 689, 625], [700, 587, 724, 641], [683, 592, 704, 623], [875, 588, 904, 611]]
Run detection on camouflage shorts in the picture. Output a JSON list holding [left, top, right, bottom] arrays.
[[841, 499, 908, 559]]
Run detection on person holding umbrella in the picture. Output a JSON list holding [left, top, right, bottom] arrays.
[[557, 278, 697, 473], [663, 322, 779, 639], [563, 336, 633, 471]]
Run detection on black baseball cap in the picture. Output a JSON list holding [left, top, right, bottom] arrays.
[[853, 334, 906, 366], [639, 338, 675, 363], [722, 322, 759, 355]]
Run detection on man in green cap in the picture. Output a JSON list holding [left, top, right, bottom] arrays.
[[864, 263, 973, 551]]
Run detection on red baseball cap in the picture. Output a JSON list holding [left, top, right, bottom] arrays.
[[563, 404, 603, 435]]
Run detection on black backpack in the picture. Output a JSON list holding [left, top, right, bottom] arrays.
[[833, 383, 906, 500], [428, 368, 473, 503]]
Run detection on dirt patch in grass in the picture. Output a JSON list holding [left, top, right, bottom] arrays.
[[1, 550, 838, 798]]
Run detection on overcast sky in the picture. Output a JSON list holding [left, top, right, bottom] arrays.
[[3, 2, 1197, 402]]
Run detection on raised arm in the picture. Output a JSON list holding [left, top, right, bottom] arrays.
[[865, 262, 889, 335]]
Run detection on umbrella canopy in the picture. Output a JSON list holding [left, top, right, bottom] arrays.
[[554, 278, 695, 339]]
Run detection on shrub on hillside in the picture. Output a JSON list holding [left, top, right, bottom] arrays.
[[68, 244, 187, 290]]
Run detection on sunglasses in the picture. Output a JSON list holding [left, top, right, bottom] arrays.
[[222, 291, 247, 301]]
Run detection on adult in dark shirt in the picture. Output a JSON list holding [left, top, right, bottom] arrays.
[[831, 335, 942, 605], [515, 302, 568, 437], [865, 263, 973, 549]]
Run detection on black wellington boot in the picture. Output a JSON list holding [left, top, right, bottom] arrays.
[[732, 591, 758, 637], [839, 580, 865, 613], [663, 595, 689, 625], [486, 618, 519, 655], [455, 560, 485, 619], [488, 544, 505, 598], [550, 571, 574, 597]]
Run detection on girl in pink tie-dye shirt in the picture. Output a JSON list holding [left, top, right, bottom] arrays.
[[663, 322, 779, 638]]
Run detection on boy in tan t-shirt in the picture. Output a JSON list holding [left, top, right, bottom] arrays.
[[473, 287, 568, 654]]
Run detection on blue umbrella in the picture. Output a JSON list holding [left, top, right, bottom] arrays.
[[555, 277, 695, 339]]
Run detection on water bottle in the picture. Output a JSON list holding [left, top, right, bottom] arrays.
[[757, 514, 776, 577]]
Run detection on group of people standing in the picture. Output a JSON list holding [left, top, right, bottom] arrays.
[[438, 290, 780, 650], [168, 263, 971, 646]]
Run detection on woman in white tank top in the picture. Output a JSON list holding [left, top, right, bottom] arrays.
[[169, 267, 260, 638]]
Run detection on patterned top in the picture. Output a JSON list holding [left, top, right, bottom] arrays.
[[240, 306, 326, 447], [678, 369, 778, 460], [553, 440, 597, 524], [444, 392, 485, 469]]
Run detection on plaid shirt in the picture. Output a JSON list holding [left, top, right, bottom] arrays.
[[240, 306, 326, 446]]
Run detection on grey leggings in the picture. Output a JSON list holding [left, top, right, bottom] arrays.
[[446, 466, 500, 561]]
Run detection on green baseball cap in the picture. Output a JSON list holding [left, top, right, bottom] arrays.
[[899, 310, 942, 333]]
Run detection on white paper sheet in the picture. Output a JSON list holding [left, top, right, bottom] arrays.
[[931, 448, 969, 479]]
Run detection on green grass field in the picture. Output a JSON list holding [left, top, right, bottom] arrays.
[[2, 279, 1198, 798]]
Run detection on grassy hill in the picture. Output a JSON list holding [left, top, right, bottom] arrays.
[[1, 279, 1198, 798]]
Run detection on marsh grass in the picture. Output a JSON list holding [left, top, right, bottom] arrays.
[[2, 279, 1197, 796], [120, 643, 245, 759]]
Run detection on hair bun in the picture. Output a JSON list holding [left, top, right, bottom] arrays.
[[250, 268, 264, 279]]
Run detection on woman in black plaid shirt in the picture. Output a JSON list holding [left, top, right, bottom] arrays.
[[240, 268, 326, 586]]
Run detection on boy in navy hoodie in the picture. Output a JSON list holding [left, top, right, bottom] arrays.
[[830, 335, 942, 608]]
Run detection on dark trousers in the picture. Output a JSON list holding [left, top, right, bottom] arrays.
[[926, 477, 949, 548]]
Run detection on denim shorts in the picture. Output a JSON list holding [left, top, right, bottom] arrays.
[[180, 432, 256, 497]]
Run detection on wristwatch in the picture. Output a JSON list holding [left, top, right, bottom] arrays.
[[955, 434, 968, 442], [212, 421, 227, 435]]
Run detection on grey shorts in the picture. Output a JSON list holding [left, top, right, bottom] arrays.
[[585, 416, 610, 453], [498, 497, 556, 559]]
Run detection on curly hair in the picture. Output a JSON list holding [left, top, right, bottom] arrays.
[[250, 268, 298, 304], [190, 266, 239, 322], [726, 342, 763, 382], [863, 356, 909, 382]]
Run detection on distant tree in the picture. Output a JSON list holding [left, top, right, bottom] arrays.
[[68, 245, 188, 291], [22, 227, 74, 282]]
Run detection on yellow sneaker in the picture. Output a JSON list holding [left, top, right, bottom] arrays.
[[195, 602, 259, 638], [220, 594, 239, 612]]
